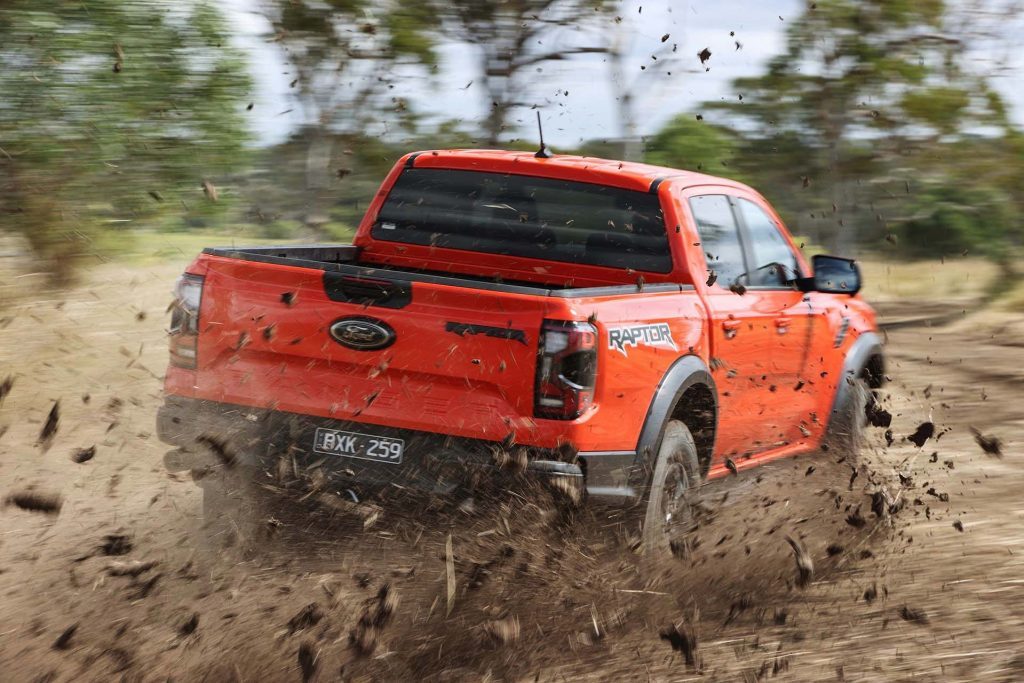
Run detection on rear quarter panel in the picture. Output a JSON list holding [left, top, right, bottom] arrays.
[[566, 290, 708, 451]]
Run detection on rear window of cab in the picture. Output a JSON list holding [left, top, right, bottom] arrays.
[[371, 168, 673, 273]]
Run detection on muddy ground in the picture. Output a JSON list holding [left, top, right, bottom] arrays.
[[0, 262, 1021, 682]]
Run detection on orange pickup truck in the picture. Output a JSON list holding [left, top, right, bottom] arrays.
[[157, 149, 883, 556]]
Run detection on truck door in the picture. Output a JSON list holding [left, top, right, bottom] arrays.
[[686, 193, 795, 461], [731, 196, 818, 447]]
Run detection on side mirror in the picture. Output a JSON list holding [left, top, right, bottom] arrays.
[[800, 255, 861, 295]]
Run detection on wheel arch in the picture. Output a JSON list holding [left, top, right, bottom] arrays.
[[826, 331, 885, 434], [635, 355, 718, 483]]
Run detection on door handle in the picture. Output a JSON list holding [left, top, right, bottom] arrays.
[[722, 319, 741, 339], [775, 317, 792, 328]]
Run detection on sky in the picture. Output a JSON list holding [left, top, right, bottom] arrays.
[[223, 0, 1024, 149]]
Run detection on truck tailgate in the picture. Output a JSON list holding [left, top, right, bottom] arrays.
[[191, 255, 556, 443]]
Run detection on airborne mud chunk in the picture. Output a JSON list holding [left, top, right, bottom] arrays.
[[298, 641, 317, 682], [287, 603, 324, 635], [178, 612, 199, 637], [899, 605, 929, 624], [845, 507, 867, 528], [970, 427, 1003, 457], [350, 584, 399, 656], [907, 422, 935, 448], [38, 400, 60, 447], [100, 534, 133, 556], [52, 623, 78, 651], [785, 536, 814, 588], [0, 376, 13, 405], [660, 622, 699, 669], [866, 401, 892, 428], [71, 445, 96, 464], [4, 490, 63, 514]]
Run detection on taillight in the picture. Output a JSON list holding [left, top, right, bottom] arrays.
[[169, 273, 203, 369], [535, 320, 598, 420]]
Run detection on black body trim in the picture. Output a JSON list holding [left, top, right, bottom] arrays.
[[323, 272, 412, 309], [648, 177, 666, 194], [405, 152, 422, 168], [445, 322, 527, 345], [633, 355, 717, 485], [206, 244, 360, 263], [825, 331, 884, 432], [576, 450, 639, 503]]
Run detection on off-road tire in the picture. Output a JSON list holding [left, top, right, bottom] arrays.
[[640, 419, 702, 561], [826, 376, 872, 459], [200, 468, 276, 555]]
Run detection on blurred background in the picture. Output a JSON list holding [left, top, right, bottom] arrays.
[[1, 0, 1022, 298]]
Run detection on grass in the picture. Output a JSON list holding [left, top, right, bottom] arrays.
[[89, 236, 1012, 304], [995, 280, 1024, 311], [857, 256, 999, 303], [106, 229, 289, 266], [94, 225, 354, 268]]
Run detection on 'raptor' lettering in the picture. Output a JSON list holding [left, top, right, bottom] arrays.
[[607, 323, 678, 356]]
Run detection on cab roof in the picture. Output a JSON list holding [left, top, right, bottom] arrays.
[[405, 149, 753, 195]]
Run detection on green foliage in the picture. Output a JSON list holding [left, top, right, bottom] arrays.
[[320, 222, 358, 242], [704, 0, 1020, 259], [256, 220, 305, 240], [901, 87, 971, 136], [643, 117, 741, 178], [894, 184, 1016, 258], [0, 0, 251, 282], [385, 5, 441, 66]]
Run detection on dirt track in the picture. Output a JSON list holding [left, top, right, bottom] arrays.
[[0, 262, 1021, 682]]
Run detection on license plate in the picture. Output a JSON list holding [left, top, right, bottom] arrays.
[[312, 427, 404, 464]]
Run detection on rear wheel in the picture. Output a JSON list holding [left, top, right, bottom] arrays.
[[200, 468, 277, 555], [640, 420, 702, 561]]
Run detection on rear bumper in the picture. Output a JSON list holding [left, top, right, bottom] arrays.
[[157, 395, 638, 504]]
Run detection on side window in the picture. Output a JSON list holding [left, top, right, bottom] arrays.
[[737, 199, 800, 287], [688, 194, 746, 287]]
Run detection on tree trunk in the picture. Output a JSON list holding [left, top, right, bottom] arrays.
[[304, 129, 334, 236], [608, 36, 641, 162], [485, 96, 508, 146]]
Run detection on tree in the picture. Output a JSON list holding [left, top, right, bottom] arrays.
[[267, 0, 438, 135], [0, 1, 251, 282], [603, 9, 688, 161], [441, 0, 613, 145], [265, 0, 439, 228], [894, 183, 1015, 259], [706, 0, 1013, 254], [643, 116, 740, 178]]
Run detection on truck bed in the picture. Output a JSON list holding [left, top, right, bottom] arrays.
[[203, 245, 688, 299]]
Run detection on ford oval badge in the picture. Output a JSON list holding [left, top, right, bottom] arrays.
[[329, 316, 395, 351]]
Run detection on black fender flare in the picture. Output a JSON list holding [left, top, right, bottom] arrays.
[[632, 355, 717, 487], [826, 331, 884, 433]]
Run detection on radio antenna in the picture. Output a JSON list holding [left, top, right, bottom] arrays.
[[534, 111, 553, 158]]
